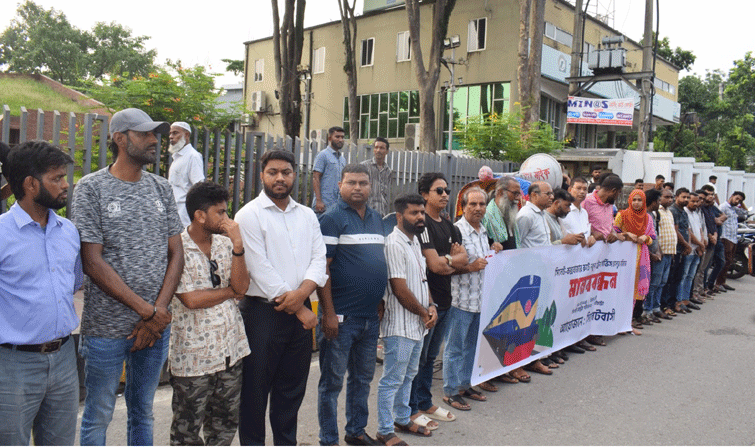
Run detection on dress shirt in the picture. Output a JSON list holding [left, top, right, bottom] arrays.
[[545, 211, 564, 244], [656, 206, 677, 255], [582, 191, 614, 237], [685, 208, 705, 251], [361, 158, 393, 216], [451, 216, 488, 313], [516, 201, 552, 248], [169, 143, 205, 227], [0, 203, 82, 344], [235, 191, 328, 300], [719, 201, 739, 243], [559, 203, 591, 240]]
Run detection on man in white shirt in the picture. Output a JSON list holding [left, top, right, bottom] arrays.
[[234, 150, 326, 446], [560, 176, 597, 247], [169, 122, 205, 226]]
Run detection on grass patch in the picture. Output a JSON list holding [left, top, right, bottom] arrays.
[[0, 77, 93, 115]]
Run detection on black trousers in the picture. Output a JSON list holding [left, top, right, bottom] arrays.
[[238, 297, 312, 446]]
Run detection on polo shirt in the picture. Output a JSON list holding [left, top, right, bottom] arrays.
[[311, 146, 347, 210], [319, 198, 388, 318]]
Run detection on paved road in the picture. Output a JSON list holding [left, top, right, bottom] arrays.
[[74, 276, 755, 445]]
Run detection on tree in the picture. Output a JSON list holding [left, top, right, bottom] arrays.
[[88, 22, 156, 80], [460, 112, 561, 163], [222, 59, 245, 76], [271, 0, 306, 139], [404, 0, 457, 152], [517, 0, 546, 129], [653, 34, 696, 71], [337, 0, 359, 145]]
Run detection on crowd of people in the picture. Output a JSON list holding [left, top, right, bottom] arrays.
[[0, 112, 749, 447]]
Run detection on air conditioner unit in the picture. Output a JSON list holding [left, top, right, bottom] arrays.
[[240, 113, 254, 127], [250, 91, 267, 113], [404, 123, 421, 151], [310, 128, 328, 145]]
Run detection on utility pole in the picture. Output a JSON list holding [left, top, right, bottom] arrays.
[[637, 0, 653, 151], [566, 0, 584, 142]]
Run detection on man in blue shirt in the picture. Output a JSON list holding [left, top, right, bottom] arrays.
[[0, 141, 81, 446], [312, 126, 347, 213], [317, 164, 388, 446]]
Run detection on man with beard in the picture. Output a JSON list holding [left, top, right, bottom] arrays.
[[544, 188, 583, 246], [377, 193, 437, 446], [481, 176, 531, 382], [72, 108, 185, 445], [312, 127, 347, 213], [234, 150, 325, 445], [588, 166, 602, 187], [664, 188, 695, 315], [361, 137, 393, 216], [0, 141, 81, 446], [168, 122, 205, 227], [316, 164, 387, 446], [168, 180, 250, 446]]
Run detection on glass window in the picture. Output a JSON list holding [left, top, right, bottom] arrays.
[[409, 91, 419, 118], [361, 38, 374, 67], [389, 92, 398, 116], [369, 119, 378, 138], [313, 47, 326, 74], [545, 22, 556, 40], [397, 31, 411, 62], [468, 18, 487, 52], [254, 59, 264, 82], [389, 119, 398, 139], [361, 94, 370, 114], [370, 94, 379, 116], [379, 114, 388, 138], [399, 91, 409, 113], [379, 93, 388, 113], [360, 115, 369, 139]]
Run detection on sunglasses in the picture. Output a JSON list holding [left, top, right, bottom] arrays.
[[434, 187, 451, 196], [209, 259, 220, 288]]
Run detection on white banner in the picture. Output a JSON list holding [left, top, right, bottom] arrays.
[[472, 242, 637, 385], [566, 96, 635, 127]]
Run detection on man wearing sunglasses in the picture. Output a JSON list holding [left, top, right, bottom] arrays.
[[168, 180, 250, 445]]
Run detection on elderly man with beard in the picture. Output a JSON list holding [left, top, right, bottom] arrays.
[[168, 122, 205, 227], [0, 141, 81, 446], [481, 176, 530, 382], [442, 187, 503, 411]]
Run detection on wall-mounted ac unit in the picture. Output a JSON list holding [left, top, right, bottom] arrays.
[[404, 123, 421, 151], [250, 91, 267, 113], [240, 113, 254, 127]]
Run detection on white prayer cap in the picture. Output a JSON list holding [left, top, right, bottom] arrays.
[[171, 121, 192, 133]]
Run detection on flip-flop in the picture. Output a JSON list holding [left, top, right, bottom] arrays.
[[394, 422, 432, 437], [576, 341, 597, 351], [494, 373, 519, 384], [460, 388, 486, 401], [443, 394, 471, 411], [410, 414, 439, 431], [421, 405, 456, 421], [524, 361, 552, 375], [586, 335, 606, 346], [376, 433, 408, 446]]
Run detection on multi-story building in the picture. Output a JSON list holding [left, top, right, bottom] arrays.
[[242, 0, 680, 150]]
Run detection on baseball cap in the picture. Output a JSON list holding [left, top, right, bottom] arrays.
[[109, 108, 170, 138]]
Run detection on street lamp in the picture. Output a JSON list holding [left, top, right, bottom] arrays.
[[442, 35, 462, 151]]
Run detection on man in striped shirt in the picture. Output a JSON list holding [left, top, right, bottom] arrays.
[[377, 193, 438, 446]]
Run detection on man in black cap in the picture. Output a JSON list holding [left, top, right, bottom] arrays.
[[73, 108, 185, 445]]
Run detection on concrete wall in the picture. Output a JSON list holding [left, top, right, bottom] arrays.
[[712, 165, 731, 201], [671, 157, 694, 192]]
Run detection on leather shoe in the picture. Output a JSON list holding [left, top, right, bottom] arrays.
[[686, 302, 701, 310], [722, 284, 735, 291], [690, 297, 704, 305], [345, 433, 382, 446]]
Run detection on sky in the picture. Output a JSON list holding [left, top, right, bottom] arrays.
[[0, 0, 752, 88]]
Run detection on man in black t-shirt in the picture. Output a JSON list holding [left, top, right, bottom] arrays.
[[408, 173, 469, 426]]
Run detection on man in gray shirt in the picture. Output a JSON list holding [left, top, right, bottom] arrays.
[[72, 108, 185, 446]]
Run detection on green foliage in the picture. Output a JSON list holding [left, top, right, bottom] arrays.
[[0, 76, 92, 114], [83, 61, 241, 129], [646, 33, 696, 71], [459, 112, 561, 163], [0, 1, 156, 85], [222, 59, 245, 76]]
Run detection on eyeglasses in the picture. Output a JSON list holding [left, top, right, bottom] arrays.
[[536, 191, 554, 197], [209, 259, 220, 288], [434, 187, 451, 196]]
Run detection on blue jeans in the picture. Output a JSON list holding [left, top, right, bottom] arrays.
[[317, 316, 379, 445], [409, 307, 449, 414], [677, 254, 701, 303], [0, 337, 79, 446], [646, 254, 672, 313], [442, 307, 480, 397], [79, 327, 170, 446], [377, 336, 423, 436]]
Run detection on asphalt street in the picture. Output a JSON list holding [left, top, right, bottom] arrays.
[[74, 275, 755, 445]]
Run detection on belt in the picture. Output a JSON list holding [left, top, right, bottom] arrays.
[[247, 295, 276, 305], [1, 335, 70, 353]]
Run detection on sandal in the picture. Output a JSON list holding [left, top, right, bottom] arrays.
[[540, 357, 559, 368], [421, 405, 455, 421], [394, 422, 432, 437], [477, 380, 498, 392], [553, 350, 569, 361], [376, 433, 408, 446], [494, 373, 519, 384], [586, 335, 606, 346], [576, 340, 597, 351], [524, 361, 552, 375], [548, 354, 564, 364], [510, 368, 531, 383], [443, 394, 471, 411], [632, 328, 642, 336], [460, 388, 487, 401], [409, 413, 439, 431]]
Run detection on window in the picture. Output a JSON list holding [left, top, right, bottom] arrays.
[[253, 59, 264, 82], [361, 38, 374, 67], [468, 18, 487, 52], [540, 95, 564, 140], [654, 77, 675, 95], [313, 47, 326, 74], [442, 82, 511, 150], [544, 22, 573, 48], [397, 31, 411, 62], [342, 89, 421, 140]]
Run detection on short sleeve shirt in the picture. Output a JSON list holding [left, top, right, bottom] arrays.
[[361, 158, 393, 216], [72, 167, 184, 338], [451, 217, 488, 313], [169, 231, 250, 376], [656, 206, 678, 255], [319, 199, 388, 318], [719, 201, 739, 243], [582, 192, 614, 237], [418, 216, 462, 309], [311, 146, 347, 209], [669, 203, 689, 247]]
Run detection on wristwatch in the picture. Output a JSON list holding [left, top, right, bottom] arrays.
[[444, 254, 453, 266]]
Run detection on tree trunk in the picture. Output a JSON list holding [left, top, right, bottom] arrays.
[[517, 0, 532, 124], [271, 0, 306, 140], [338, 0, 359, 145], [405, 0, 456, 152], [527, 0, 546, 126]]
